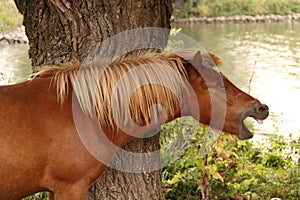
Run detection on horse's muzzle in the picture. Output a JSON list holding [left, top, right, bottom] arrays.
[[252, 102, 269, 121]]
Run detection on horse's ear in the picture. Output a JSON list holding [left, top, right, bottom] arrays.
[[190, 50, 203, 68]]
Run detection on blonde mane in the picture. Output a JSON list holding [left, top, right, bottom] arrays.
[[37, 51, 189, 128]]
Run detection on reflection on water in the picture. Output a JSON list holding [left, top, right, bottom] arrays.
[[0, 44, 31, 84], [180, 23, 300, 138]]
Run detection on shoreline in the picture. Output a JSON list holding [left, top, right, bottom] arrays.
[[0, 26, 28, 44], [172, 13, 300, 25], [1, 13, 300, 44]]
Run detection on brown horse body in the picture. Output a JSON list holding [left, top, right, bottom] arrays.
[[0, 77, 105, 199], [0, 50, 269, 199]]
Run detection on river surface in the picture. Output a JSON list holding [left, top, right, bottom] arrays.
[[178, 23, 300, 139], [0, 44, 31, 84], [0, 23, 299, 139]]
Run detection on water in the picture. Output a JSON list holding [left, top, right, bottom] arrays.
[[178, 23, 300, 138], [1, 23, 300, 139], [0, 44, 31, 84]]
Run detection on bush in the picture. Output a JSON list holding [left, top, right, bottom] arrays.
[[173, 0, 300, 18], [161, 117, 300, 199]]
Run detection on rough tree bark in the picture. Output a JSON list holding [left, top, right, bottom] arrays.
[[14, 0, 172, 199]]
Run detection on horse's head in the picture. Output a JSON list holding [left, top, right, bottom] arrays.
[[179, 50, 269, 140]]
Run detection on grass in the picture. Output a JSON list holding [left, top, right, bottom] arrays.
[[0, 0, 23, 32]]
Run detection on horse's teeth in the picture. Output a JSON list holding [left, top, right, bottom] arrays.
[[256, 119, 263, 124]]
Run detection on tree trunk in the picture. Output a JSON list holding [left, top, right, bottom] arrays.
[[14, 0, 172, 199]]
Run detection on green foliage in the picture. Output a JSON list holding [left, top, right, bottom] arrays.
[[22, 192, 48, 200], [167, 28, 184, 50], [173, 0, 300, 18], [161, 118, 300, 199], [175, 0, 196, 18], [0, 0, 23, 32]]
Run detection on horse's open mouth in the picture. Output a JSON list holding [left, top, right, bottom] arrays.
[[240, 117, 263, 140], [238, 103, 269, 140]]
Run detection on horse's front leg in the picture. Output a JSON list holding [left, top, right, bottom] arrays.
[[51, 181, 89, 200], [48, 191, 54, 200]]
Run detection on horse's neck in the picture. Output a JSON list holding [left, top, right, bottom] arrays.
[[110, 100, 184, 147]]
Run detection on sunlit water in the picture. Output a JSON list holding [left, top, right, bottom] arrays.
[[1, 23, 300, 140], [179, 23, 300, 139], [0, 44, 31, 84]]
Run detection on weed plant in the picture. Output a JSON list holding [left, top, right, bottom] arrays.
[[161, 117, 300, 199]]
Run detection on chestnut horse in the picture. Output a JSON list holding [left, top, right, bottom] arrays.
[[0, 49, 268, 199]]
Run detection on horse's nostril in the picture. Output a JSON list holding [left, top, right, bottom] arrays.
[[256, 104, 269, 113]]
